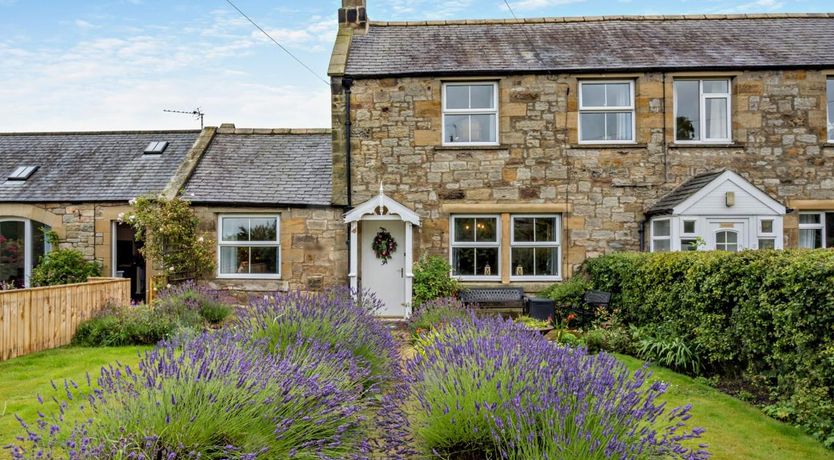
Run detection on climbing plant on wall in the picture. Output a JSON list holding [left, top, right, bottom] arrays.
[[123, 195, 214, 287]]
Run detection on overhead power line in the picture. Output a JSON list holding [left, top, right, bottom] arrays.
[[223, 0, 329, 86]]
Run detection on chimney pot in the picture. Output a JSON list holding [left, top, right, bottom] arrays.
[[338, 0, 367, 32]]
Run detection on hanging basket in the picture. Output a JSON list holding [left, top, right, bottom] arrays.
[[372, 227, 398, 264]]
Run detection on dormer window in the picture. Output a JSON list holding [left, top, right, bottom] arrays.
[[8, 166, 38, 181], [144, 141, 169, 154]]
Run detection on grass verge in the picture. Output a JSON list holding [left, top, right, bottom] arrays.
[[0, 345, 149, 456], [616, 354, 834, 460]]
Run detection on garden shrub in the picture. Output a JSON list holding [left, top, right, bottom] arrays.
[[155, 281, 234, 325], [30, 248, 101, 287], [408, 296, 473, 336], [578, 249, 834, 447], [412, 255, 460, 308], [405, 316, 707, 459], [73, 283, 233, 347], [73, 303, 181, 346]]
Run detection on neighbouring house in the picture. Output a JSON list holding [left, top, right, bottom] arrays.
[[328, 0, 834, 315], [0, 130, 201, 297], [0, 126, 346, 299]]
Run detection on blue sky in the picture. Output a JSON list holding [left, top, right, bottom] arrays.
[[0, 0, 830, 131]]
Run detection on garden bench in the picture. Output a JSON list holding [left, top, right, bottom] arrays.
[[459, 287, 526, 311]]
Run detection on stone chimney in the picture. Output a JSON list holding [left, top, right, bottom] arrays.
[[338, 0, 367, 32]]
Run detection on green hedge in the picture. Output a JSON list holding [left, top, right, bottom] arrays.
[[580, 250, 834, 448]]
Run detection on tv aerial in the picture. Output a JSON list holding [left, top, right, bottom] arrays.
[[163, 108, 205, 128]]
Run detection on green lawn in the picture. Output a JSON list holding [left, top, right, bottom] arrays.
[[0, 346, 149, 455], [617, 354, 833, 460], [0, 346, 830, 459]]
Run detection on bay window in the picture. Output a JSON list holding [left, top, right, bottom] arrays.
[[218, 215, 280, 278], [510, 215, 560, 280], [651, 219, 671, 252], [442, 82, 498, 146], [578, 80, 635, 143], [450, 215, 500, 280], [675, 79, 732, 143]]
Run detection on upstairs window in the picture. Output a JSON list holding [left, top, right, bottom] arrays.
[[827, 78, 834, 141], [218, 215, 280, 278], [442, 82, 498, 146], [675, 79, 732, 143], [579, 81, 635, 143]]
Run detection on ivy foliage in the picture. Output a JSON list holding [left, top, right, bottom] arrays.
[[123, 195, 214, 285], [578, 250, 834, 448]]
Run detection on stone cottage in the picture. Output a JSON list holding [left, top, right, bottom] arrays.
[[0, 126, 345, 299], [328, 1, 834, 315]]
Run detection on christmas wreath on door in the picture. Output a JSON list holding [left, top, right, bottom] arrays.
[[372, 227, 398, 264]]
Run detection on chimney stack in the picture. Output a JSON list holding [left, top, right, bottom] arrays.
[[338, 0, 367, 31]]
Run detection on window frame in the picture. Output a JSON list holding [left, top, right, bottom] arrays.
[[449, 214, 501, 281], [798, 211, 826, 249], [509, 214, 562, 282], [578, 80, 636, 144], [674, 78, 733, 144], [825, 75, 834, 144], [714, 229, 740, 252], [441, 82, 500, 147], [680, 218, 698, 251], [216, 214, 281, 280], [650, 218, 672, 252]]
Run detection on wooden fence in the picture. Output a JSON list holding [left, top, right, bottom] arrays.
[[0, 278, 130, 361]]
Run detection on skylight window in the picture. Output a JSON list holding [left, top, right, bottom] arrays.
[[7, 166, 38, 181], [144, 141, 169, 154]]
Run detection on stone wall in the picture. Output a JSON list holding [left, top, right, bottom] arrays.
[[192, 206, 348, 293], [333, 70, 834, 282]]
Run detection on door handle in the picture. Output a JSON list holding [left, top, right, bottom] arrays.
[[399, 268, 404, 277]]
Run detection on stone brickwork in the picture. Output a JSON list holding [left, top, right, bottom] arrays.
[[332, 70, 834, 281], [193, 206, 348, 293]]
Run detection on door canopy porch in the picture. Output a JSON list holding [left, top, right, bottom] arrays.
[[344, 185, 421, 226], [344, 185, 420, 317]]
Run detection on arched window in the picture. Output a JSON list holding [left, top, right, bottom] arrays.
[[715, 230, 739, 252], [0, 218, 50, 288]]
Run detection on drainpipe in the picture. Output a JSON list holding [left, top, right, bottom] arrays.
[[342, 77, 354, 284], [638, 216, 648, 252], [343, 77, 354, 208]]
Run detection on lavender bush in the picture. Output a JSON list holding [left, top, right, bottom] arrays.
[[9, 330, 372, 459], [406, 316, 709, 459], [408, 296, 473, 337], [238, 288, 399, 387]]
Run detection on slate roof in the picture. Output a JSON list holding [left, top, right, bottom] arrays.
[[182, 130, 333, 206], [0, 131, 200, 202], [646, 170, 726, 216], [344, 14, 834, 77]]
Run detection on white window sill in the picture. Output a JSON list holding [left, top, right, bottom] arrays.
[[216, 274, 282, 280], [670, 142, 742, 148], [455, 276, 502, 282], [510, 276, 562, 282]]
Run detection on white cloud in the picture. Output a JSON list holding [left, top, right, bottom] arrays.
[[74, 19, 97, 30], [384, 0, 476, 19], [0, 10, 333, 131], [503, 0, 586, 11], [718, 0, 785, 13]]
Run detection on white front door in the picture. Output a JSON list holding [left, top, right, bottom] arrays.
[[361, 220, 406, 316], [707, 219, 748, 252]]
